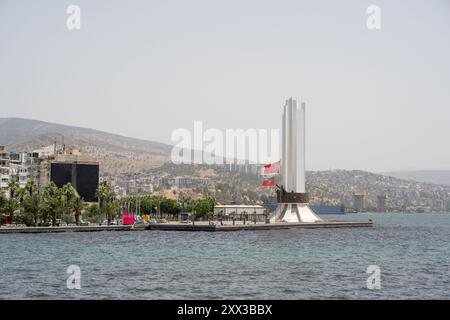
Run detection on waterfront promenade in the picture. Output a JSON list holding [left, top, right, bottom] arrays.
[[0, 225, 136, 234], [146, 220, 373, 232], [0, 219, 373, 234]]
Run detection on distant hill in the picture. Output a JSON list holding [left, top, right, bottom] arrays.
[[144, 164, 450, 211], [307, 170, 450, 211], [382, 171, 450, 186], [0, 118, 172, 174]]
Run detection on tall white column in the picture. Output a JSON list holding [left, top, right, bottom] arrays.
[[289, 99, 297, 192], [282, 104, 287, 188], [281, 98, 306, 193], [296, 102, 306, 193], [285, 100, 292, 192]]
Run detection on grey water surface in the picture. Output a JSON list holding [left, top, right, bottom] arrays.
[[0, 213, 449, 299]]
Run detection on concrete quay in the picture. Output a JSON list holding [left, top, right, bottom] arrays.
[[0, 225, 136, 234], [146, 220, 373, 232], [0, 220, 373, 234]]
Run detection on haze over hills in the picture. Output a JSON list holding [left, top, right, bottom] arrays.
[[382, 171, 450, 186], [2, 118, 450, 212], [142, 164, 450, 212], [0, 118, 172, 174]]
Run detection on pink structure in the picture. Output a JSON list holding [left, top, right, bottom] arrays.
[[122, 212, 135, 225]]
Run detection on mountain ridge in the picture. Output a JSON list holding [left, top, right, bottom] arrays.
[[0, 117, 172, 174], [0, 117, 171, 150]]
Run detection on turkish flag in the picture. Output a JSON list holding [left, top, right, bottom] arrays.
[[262, 161, 280, 175], [262, 179, 276, 187]]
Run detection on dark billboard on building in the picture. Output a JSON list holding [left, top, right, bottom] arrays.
[[50, 162, 99, 202]]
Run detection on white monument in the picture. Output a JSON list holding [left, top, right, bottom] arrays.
[[270, 98, 322, 223]]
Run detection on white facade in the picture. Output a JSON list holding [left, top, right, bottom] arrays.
[[0, 148, 42, 193], [214, 205, 265, 216], [0, 147, 10, 191]]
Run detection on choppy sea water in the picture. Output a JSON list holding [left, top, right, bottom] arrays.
[[0, 213, 449, 299]]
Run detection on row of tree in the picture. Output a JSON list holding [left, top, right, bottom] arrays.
[[0, 180, 123, 227], [0, 180, 219, 227], [0, 179, 271, 227], [119, 194, 216, 221], [0, 180, 85, 227]]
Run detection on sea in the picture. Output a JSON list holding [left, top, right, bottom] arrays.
[[0, 213, 449, 299]]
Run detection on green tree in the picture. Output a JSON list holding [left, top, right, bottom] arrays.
[[0, 190, 7, 227], [62, 213, 74, 225], [96, 181, 116, 225], [3, 198, 19, 225], [40, 182, 58, 226], [139, 195, 157, 215], [83, 203, 100, 224], [24, 180, 37, 197], [160, 198, 181, 220], [41, 182, 68, 226], [104, 200, 119, 225], [71, 197, 85, 226], [62, 183, 79, 202], [48, 193, 63, 226], [194, 196, 215, 218], [7, 180, 19, 200], [179, 194, 195, 213], [263, 208, 270, 224], [6, 180, 20, 224], [23, 194, 43, 226]]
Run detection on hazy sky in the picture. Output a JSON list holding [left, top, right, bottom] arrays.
[[1, 0, 449, 172]]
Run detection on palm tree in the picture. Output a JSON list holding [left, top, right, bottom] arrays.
[[71, 197, 85, 226], [62, 183, 79, 203], [104, 200, 119, 225], [24, 180, 37, 197], [96, 181, 115, 224], [41, 182, 58, 226], [16, 187, 27, 220], [4, 198, 19, 225], [48, 194, 63, 226], [0, 190, 6, 227], [263, 208, 270, 224], [7, 180, 19, 200], [84, 203, 100, 224], [24, 194, 43, 226]]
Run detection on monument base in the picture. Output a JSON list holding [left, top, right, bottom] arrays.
[[270, 203, 323, 223]]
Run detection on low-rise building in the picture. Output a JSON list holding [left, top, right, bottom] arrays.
[[353, 192, 368, 212], [50, 148, 99, 202], [213, 204, 266, 222]]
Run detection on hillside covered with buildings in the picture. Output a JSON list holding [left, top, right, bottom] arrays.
[[2, 118, 450, 213]]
